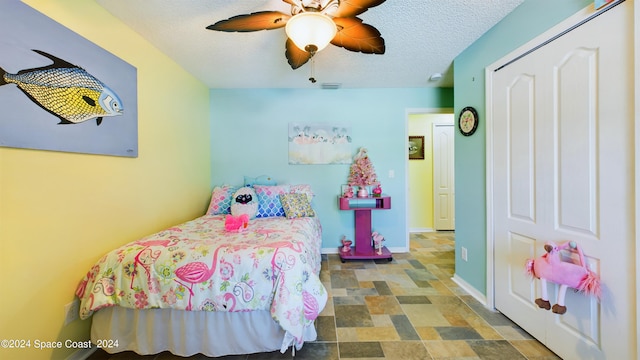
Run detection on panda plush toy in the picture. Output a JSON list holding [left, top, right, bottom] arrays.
[[230, 186, 258, 219]]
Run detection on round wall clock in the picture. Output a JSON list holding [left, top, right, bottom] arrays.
[[458, 106, 479, 136]]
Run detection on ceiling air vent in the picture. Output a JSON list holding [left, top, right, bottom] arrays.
[[321, 83, 341, 90]]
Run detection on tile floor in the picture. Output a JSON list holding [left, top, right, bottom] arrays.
[[88, 232, 560, 359]]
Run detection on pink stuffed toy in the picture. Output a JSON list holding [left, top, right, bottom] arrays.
[[525, 241, 601, 314], [224, 214, 249, 232], [340, 236, 352, 252], [342, 185, 354, 198]]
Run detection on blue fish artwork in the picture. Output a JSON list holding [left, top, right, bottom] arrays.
[[0, 49, 123, 126]]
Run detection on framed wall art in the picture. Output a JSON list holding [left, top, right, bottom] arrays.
[[408, 136, 424, 160], [0, 2, 138, 157], [288, 123, 352, 164]]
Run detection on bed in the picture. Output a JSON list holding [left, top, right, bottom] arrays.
[[75, 185, 327, 357]]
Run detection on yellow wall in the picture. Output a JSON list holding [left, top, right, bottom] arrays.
[[408, 113, 453, 231], [0, 1, 211, 359]]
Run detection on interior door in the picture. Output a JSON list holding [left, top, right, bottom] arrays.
[[491, 1, 634, 359], [433, 123, 455, 230]]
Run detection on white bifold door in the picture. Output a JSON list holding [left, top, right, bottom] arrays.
[[490, 1, 635, 359]]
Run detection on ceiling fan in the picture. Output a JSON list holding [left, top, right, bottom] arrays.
[[206, 0, 386, 70]]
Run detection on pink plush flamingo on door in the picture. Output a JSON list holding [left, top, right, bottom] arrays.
[[525, 241, 601, 314], [174, 246, 224, 310]]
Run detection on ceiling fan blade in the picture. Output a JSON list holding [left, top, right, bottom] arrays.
[[206, 11, 290, 32], [331, 17, 385, 54], [281, 0, 301, 7], [285, 38, 312, 69], [333, 0, 386, 17]]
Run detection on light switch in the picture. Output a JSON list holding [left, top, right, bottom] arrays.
[[388, 170, 395, 178]]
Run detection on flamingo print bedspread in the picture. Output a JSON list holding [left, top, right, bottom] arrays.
[[76, 215, 327, 350]]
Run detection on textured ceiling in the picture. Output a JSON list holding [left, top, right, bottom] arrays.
[[95, 0, 524, 89]]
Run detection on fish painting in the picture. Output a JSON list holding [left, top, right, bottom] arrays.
[[0, 49, 123, 126]]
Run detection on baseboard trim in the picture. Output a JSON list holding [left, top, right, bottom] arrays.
[[409, 227, 434, 233], [452, 273, 489, 307]]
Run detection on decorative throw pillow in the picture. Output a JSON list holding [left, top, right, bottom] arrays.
[[254, 185, 291, 218], [289, 184, 314, 202], [244, 175, 277, 187], [230, 187, 258, 219], [280, 193, 315, 219], [207, 185, 237, 215]]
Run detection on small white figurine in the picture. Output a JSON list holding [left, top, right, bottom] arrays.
[[372, 231, 385, 255]]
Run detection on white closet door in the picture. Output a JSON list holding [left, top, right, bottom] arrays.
[[491, 2, 634, 359]]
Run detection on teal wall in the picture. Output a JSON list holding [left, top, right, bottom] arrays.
[[453, 0, 593, 294], [210, 88, 453, 251]]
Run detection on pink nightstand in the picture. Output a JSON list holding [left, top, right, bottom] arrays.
[[338, 195, 392, 262]]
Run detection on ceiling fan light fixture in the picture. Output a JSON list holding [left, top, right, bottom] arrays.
[[285, 12, 337, 54]]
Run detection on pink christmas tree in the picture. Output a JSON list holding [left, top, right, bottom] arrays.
[[348, 148, 379, 188]]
